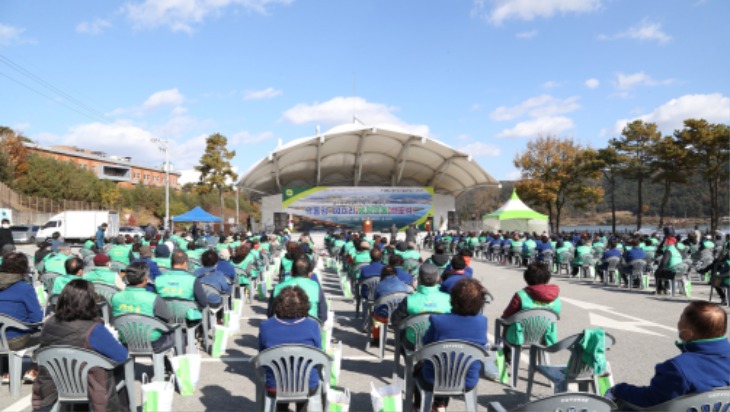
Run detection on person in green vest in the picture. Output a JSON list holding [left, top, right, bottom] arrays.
[[43, 243, 73, 275], [280, 241, 301, 278], [390, 263, 452, 349], [111, 261, 175, 352], [82, 237, 95, 251], [108, 236, 132, 265], [154, 250, 208, 321], [501, 262, 561, 352], [267, 257, 327, 321], [231, 244, 258, 285], [83, 253, 126, 290], [571, 239, 594, 277], [50, 257, 85, 296], [152, 244, 172, 269], [654, 233, 685, 295], [509, 233, 524, 264]]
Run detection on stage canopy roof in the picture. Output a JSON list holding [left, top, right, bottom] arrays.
[[237, 123, 500, 198], [172, 206, 222, 223]]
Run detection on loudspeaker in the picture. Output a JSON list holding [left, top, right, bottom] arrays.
[[274, 213, 288, 230], [447, 211, 459, 230]]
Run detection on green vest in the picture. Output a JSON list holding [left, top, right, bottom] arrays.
[[111, 287, 161, 341], [523, 239, 537, 255], [109, 245, 131, 265], [354, 251, 372, 265], [273, 277, 320, 318], [45, 254, 70, 275], [51, 274, 80, 295], [510, 240, 524, 252], [155, 270, 202, 320], [505, 290, 560, 346], [83, 268, 118, 287], [185, 249, 204, 260], [573, 245, 593, 265], [402, 250, 420, 261], [281, 256, 294, 275], [83, 240, 95, 249], [152, 257, 171, 268], [215, 243, 229, 253], [665, 245, 683, 270], [405, 286, 451, 344]]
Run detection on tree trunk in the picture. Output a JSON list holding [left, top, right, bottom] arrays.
[[555, 201, 563, 234], [710, 178, 719, 233], [658, 179, 671, 229], [546, 203, 555, 233], [609, 177, 616, 235], [637, 177, 643, 231], [219, 187, 225, 227]]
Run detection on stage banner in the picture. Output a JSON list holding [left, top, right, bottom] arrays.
[[282, 186, 433, 231]]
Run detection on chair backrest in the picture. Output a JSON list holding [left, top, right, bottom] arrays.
[[559, 251, 572, 263], [398, 312, 439, 351], [503, 308, 560, 346], [581, 254, 594, 266], [540, 249, 554, 259], [251, 344, 330, 402], [94, 284, 121, 304], [413, 340, 489, 396], [403, 259, 420, 274], [639, 387, 730, 412], [202, 283, 226, 297], [564, 331, 616, 380], [113, 313, 170, 354], [109, 261, 126, 273], [510, 392, 617, 412], [373, 292, 410, 320], [41, 272, 62, 292], [34, 345, 119, 403], [0, 314, 40, 353], [605, 256, 621, 270], [359, 277, 381, 300], [164, 298, 201, 324], [630, 260, 647, 275]]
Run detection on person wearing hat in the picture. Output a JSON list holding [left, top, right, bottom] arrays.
[[132, 245, 162, 284], [391, 263, 452, 349], [34, 239, 53, 265], [108, 236, 133, 265], [83, 254, 126, 290], [43, 243, 73, 275], [152, 244, 172, 269]]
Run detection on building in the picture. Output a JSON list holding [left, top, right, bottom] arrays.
[[24, 143, 181, 189]]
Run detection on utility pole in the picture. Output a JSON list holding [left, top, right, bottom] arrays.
[[235, 185, 240, 227], [152, 137, 170, 232]]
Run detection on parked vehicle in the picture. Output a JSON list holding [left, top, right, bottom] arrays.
[[37, 211, 120, 244], [119, 226, 145, 238], [10, 225, 40, 244]]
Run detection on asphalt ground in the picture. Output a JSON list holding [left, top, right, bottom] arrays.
[[1, 237, 719, 411]]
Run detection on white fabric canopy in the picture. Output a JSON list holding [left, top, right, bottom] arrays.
[[483, 189, 549, 234]]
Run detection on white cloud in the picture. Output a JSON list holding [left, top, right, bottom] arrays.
[[613, 93, 730, 135], [585, 78, 600, 89], [177, 169, 200, 185], [473, 0, 601, 26], [459, 142, 501, 157], [497, 116, 576, 138], [231, 130, 275, 145], [76, 18, 112, 35], [142, 88, 185, 110], [54, 121, 160, 165], [243, 87, 282, 100], [598, 19, 671, 44], [490, 94, 580, 121], [613, 71, 673, 98], [122, 0, 293, 33], [541, 80, 560, 89], [516, 29, 538, 39], [0, 24, 33, 46], [506, 170, 522, 180], [281, 96, 430, 136]]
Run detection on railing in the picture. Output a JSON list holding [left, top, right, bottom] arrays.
[[0, 181, 105, 223]]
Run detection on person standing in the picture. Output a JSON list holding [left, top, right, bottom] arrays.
[[390, 223, 398, 242], [0, 218, 14, 252], [405, 224, 417, 244], [95, 223, 108, 251]]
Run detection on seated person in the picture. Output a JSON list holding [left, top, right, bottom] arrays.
[[570, 239, 593, 277], [152, 244, 172, 269], [32, 279, 129, 411], [440, 255, 470, 293], [259, 286, 321, 412], [132, 246, 162, 284], [359, 249, 385, 297], [215, 248, 237, 284], [195, 250, 232, 307], [108, 235, 133, 265], [415, 278, 489, 410], [155, 250, 208, 321], [111, 261, 175, 353], [42, 243, 73, 275], [50, 257, 85, 296], [598, 239, 623, 281], [620, 239, 646, 287], [267, 257, 326, 321], [501, 262, 560, 356], [389, 254, 415, 287], [370, 265, 413, 343], [391, 263, 452, 350], [83, 253, 126, 290], [426, 244, 450, 270], [0, 253, 43, 384], [445, 249, 474, 277], [609, 301, 730, 408], [535, 235, 553, 262]]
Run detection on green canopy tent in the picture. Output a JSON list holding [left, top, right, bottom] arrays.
[[482, 189, 549, 234]]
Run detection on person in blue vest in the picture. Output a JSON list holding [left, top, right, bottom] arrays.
[[132, 245, 162, 284], [359, 248, 385, 297], [415, 277, 489, 410], [444, 249, 474, 278], [440, 255, 470, 293], [215, 248, 237, 284], [195, 250, 232, 308], [388, 254, 415, 287], [609, 301, 730, 408], [370, 265, 413, 343], [259, 286, 321, 412], [620, 238, 646, 287]]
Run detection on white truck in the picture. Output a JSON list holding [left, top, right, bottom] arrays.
[[37, 210, 120, 244]]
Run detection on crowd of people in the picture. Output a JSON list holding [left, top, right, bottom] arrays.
[[1, 221, 730, 410]]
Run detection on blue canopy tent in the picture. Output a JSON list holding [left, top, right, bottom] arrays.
[[171, 206, 222, 223]]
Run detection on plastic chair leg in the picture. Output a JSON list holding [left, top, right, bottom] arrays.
[[403, 356, 415, 412], [510, 346, 521, 388], [379, 324, 387, 359], [153, 353, 165, 382], [308, 386, 324, 412], [464, 388, 478, 412], [124, 360, 137, 411], [9, 353, 21, 397], [419, 388, 434, 412]]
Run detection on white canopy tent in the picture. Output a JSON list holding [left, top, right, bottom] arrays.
[[483, 189, 549, 234]]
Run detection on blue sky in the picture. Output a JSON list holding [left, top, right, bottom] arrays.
[[1, 0, 729, 185]]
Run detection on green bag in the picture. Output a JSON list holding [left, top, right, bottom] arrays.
[[257, 279, 268, 301], [35, 285, 47, 306], [495, 348, 510, 384], [684, 280, 692, 297], [170, 354, 200, 396], [211, 326, 229, 358], [370, 381, 402, 412], [326, 341, 342, 386], [141, 373, 175, 412], [328, 387, 351, 412]]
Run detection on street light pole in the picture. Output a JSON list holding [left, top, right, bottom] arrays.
[[152, 137, 170, 232], [235, 185, 240, 228]]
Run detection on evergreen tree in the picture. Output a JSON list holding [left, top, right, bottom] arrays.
[[195, 133, 238, 225]]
